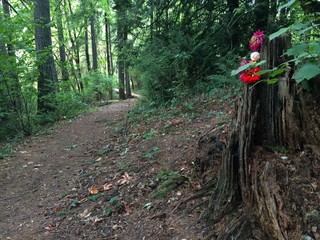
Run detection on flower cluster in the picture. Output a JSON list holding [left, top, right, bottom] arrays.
[[238, 30, 264, 85], [240, 66, 261, 84], [249, 30, 264, 52]]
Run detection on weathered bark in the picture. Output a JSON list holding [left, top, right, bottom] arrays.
[[65, 0, 82, 91], [85, 24, 91, 72], [125, 63, 131, 99], [56, 2, 69, 82], [90, 9, 98, 71], [34, 0, 57, 113], [207, 35, 320, 239], [105, 12, 113, 76], [116, 0, 126, 100]]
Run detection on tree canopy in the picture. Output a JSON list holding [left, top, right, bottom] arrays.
[[0, 0, 319, 139]]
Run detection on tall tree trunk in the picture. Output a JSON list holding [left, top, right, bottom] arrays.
[[65, 0, 82, 90], [227, 0, 239, 50], [34, 0, 57, 113], [125, 62, 131, 98], [90, 10, 98, 71], [207, 35, 320, 239], [105, 12, 113, 76], [2, 0, 22, 106], [254, 0, 269, 31], [85, 24, 91, 72], [56, 2, 69, 82], [116, 5, 125, 100]]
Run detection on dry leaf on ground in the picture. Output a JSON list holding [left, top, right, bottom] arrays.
[[117, 172, 132, 185], [88, 186, 99, 194], [103, 183, 113, 191]]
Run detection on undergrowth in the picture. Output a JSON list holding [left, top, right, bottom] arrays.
[[128, 83, 240, 124]]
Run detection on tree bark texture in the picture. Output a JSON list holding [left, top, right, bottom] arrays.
[[56, 2, 69, 82], [34, 0, 57, 113], [105, 12, 113, 76], [2, 0, 23, 112], [90, 11, 98, 71], [116, 5, 126, 100], [65, 0, 82, 90], [208, 35, 320, 239], [85, 23, 91, 72]]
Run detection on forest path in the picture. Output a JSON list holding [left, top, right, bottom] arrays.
[[0, 100, 134, 239], [0, 97, 224, 240]]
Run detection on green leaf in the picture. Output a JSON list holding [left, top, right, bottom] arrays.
[[70, 200, 78, 208], [257, 68, 277, 75], [87, 193, 104, 202], [279, 0, 297, 11], [270, 68, 286, 77], [109, 196, 118, 204], [231, 62, 254, 76], [308, 42, 320, 55], [266, 78, 279, 84], [289, 23, 309, 31], [293, 63, 320, 83], [255, 60, 267, 67], [231, 60, 266, 76], [269, 27, 289, 41], [286, 43, 308, 56], [298, 26, 314, 35]]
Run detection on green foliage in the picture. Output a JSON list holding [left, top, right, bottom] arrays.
[[266, 1, 320, 88], [293, 63, 320, 83], [151, 168, 186, 199], [80, 72, 114, 104], [103, 196, 124, 216], [50, 90, 89, 120], [141, 146, 159, 160], [87, 192, 105, 202]]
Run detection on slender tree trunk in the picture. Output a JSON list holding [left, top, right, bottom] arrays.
[[105, 12, 113, 76], [227, 0, 239, 50], [150, 0, 154, 41], [85, 24, 91, 72], [56, 2, 69, 82], [254, 0, 269, 31], [2, 0, 22, 109], [90, 10, 98, 71], [116, 9, 125, 100], [125, 63, 131, 98], [34, 0, 57, 113], [65, 0, 82, 90]]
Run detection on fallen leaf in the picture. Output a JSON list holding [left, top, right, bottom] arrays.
[[124, 205, 132, 215], [79, 209, 91, 219], [172, 119, 182, 125], [88, 186, 99, 195], [103, 183, 113, 191], [45, 222, 60, 231], [117, 172, 132, 185]]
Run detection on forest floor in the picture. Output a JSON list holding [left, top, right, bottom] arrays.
[[0, 96, 232, 240]]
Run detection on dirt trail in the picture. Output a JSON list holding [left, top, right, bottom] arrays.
[[0, 98, 225, 240], [0, 100, 134, 239]]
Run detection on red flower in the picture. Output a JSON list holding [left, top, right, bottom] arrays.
[[240, 66, 261, 84], [249, 30, 264, 52]]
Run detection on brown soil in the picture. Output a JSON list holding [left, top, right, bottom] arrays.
[[0, 98, 230, 240]]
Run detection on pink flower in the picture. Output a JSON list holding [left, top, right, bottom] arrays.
[[249, 30, 264, 51]]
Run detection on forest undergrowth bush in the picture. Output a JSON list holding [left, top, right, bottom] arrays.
[[0, 72, 115, 150]]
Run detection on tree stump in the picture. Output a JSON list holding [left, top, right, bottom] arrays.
[[207, 35, 320, 239]]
